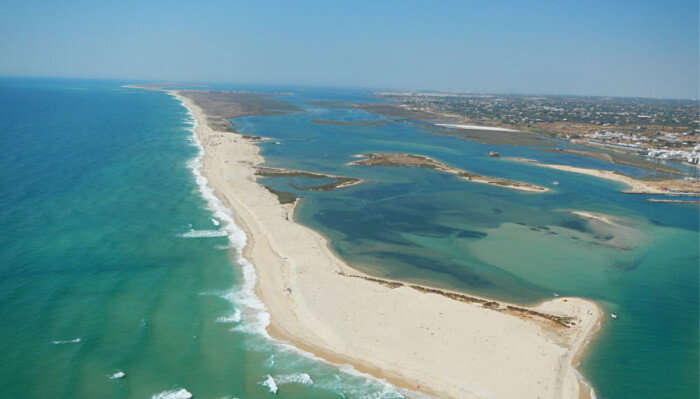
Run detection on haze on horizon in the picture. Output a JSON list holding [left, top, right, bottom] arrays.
[[1, 0, 697, 99]]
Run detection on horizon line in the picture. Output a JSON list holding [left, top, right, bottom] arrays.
[[1, 73, 697, 102]]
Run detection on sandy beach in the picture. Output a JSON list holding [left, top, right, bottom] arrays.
[[506, 157, 700, 195], [436, 123, 521, 132], [169, 89, 603, 399]]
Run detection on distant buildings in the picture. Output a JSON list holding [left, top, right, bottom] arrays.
[[379, 92, 700, 167], [585, 130, 699, 166]]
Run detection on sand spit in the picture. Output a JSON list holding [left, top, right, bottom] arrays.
[[144, 87, 602, 399], [349, 152, 549, 193], [506, 157, 700, 195], [647, 198, 700, 204], [435, 123, 521, 132]]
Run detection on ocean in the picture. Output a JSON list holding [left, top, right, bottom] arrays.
[[0, 78, 697, 398]]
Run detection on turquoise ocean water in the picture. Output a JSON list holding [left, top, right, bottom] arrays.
[[1, 78, 697, 398]]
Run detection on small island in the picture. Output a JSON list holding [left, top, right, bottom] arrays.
[[256, 166, 363, 192], [348, 153, 549, 192]]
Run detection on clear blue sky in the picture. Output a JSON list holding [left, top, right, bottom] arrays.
[[1, 0, 697, 98]]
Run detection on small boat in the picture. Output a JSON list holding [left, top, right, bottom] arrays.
[[610, 313, 618, 319], [489, 151, 500, 157], [552, 181, 560, 185]]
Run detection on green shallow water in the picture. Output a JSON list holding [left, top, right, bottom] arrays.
[[239, 88, 699, 399], [0, 79, 408, 399], [1, 79, 697, 399]]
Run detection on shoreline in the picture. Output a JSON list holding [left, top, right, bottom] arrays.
[[506, 157, 700, 196], [435, 123, 521, 132], [156, 87, 602, 398]]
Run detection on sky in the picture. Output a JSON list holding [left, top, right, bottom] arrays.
[[1, 0, 697, 99]]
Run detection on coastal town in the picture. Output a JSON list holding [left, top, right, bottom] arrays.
[[580, 130, 700, 165], [377, 92, 700, 167]]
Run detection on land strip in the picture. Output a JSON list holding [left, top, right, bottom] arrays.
[[506, 157, 700, 195], [349, 152, 549, 192]]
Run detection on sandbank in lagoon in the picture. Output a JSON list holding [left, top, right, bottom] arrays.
[[506, 157, 700, 196]]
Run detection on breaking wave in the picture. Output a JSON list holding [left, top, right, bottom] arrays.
[[179, 229, 228, 238], [216, 308, 242, 323], [151, 388, 193, 399], [51, 338, 81, 344], [274, 372, 314, 385], [172, 93, 270, 338], [261, 375, 278, 394]]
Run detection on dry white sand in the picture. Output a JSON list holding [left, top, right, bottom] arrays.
[[436, 123, 521, 132], [171, 90, 602, 399], [505, 157, 680, 194]]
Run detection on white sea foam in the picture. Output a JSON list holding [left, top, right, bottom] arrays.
[[151, 388, 193, 399], [171, 92, 270, 339], [51, 338, 81, 344], [574, 369, 597, 399], [261, 375, 278, 394], [179, 229, 228, 238], [216, 308, 241, 323], [274, 373, 314, 385], [109, 371, 126, 379], [309, 372, 407, 399]]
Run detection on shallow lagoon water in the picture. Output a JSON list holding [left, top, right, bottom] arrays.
[[242, 89, 699, 399], [1, 79, 697, 399]]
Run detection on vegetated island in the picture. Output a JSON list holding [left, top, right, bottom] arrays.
[[129, 86, 603, 399], [348, 152, 549, 192], [256, 166, 363, 192], [506, 157, 700, 196]]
